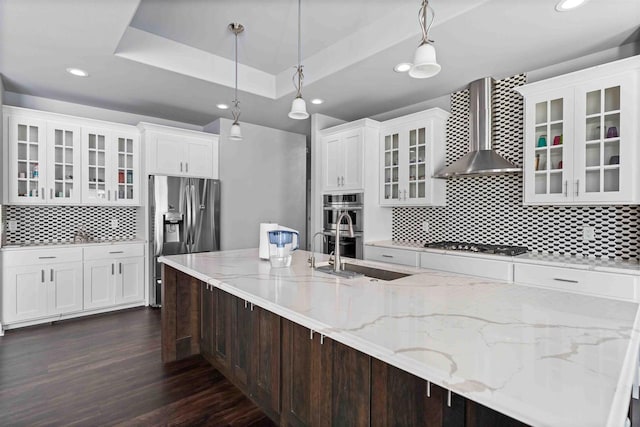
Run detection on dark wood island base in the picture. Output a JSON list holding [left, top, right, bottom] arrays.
[[162, 264, 632, 427]]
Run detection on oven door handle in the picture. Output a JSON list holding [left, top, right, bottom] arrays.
[[323, 206, 363, 211]]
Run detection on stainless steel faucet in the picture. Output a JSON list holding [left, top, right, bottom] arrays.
[[73, 225, 90, 243], [308, 231, 327, 268], [334, 211, 354, 272]]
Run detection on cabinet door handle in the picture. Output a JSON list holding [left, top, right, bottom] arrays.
[[115, 191, 118, 201], [250, 303, 254, 311], [41, 188, 45, 200], [38, 256, 57, 259], [112, 263, 115, 275], [427, 381, 431, 398], [50, 269, 54, 282], [244, 300, 248, 309], [50, 188, 53, 199], [320, 334, 325, 345], [41, 269, 45, 283], [337, 176, 340, 186], [341, 176, 344, 186], [381, 254, 394, 258], [447, 390, 452, 408], [553, 277, 579, 284], [564, 180, 568, 197], [186, 163, 189, 173], [109, 251, 124, 254], [108, 190, 111, 201], [575, 179, 579, 196], [403, 189, 407, 200], [180, 162, 183, 172], [119, 262, 122, 274]]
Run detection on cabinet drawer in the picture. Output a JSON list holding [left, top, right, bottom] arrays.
[[2, 247, 83, 267], [364, 246, 419, 267], [420, 252, 513, 282], [514, 263, 638, 301], [83, 243, 144, 261]]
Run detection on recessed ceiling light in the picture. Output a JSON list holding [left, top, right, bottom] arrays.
[[394, 62, 412, 73], [311, 98, 324, 105], [66, 67, 89, 77], [217, 103, 229, 110], [555, 0, 588, 11]]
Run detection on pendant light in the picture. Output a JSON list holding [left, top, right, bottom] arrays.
[[288, 0, 309, 120], [229, 23, 244, 140], [395, 0, 441, 79]]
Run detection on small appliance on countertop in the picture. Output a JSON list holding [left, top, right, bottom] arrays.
[[259, 223, 299, 260], [424, 241, 528, 256]]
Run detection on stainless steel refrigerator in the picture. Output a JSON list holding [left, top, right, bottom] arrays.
[[149, 176, 220, 307]]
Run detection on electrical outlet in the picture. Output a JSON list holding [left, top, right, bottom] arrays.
[[422, 221, 429, 233], [110, 218, 119, 229], [582, 226, 595, 242], [7, 220, 18, 232]]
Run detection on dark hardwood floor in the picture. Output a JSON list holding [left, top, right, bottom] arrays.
[[0, 307, 275, 427]]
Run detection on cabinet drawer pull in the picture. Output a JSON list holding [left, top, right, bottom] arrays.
[[119, 262, 122, 274], [553, 277, 579, 284], [50, 269, 54, 282], [38, 256, 57, 259], [109, 251, 124, 254], [381, 254, 394, 258], [41, 269, 45, 283], [112, 263, 115, 275]]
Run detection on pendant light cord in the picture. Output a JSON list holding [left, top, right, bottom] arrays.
[[232, 26, 240, 123], [292, 0, 304, 98], [419, 0, 435, 44]]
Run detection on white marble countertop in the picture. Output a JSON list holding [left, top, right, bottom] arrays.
[[160, 248, 640, 427], [367, 240, 640, 275], [0, 239, 146, 251]]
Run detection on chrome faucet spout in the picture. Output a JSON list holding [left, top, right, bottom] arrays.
[[308, 231, 327, 268], [334, 211, 354, 272]]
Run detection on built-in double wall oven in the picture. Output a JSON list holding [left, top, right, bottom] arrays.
[[323, 193, 363, 259]]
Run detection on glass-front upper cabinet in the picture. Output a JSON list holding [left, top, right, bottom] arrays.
[[517, 56, 640, 205], [379, 108, 448, 207], [113, 133, 139, 205], [8, 117, 47, 204], [46, 122, 81, 204]]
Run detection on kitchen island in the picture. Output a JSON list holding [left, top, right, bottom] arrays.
[[160, 248, 640, 427]]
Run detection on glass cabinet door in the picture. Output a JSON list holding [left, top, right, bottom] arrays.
[[115, 135, 136, 203], [9, 117, 47, 204], [83, 129, 110, 204], [382, 132, 400, 203], [47, 123, 81, 204], [407, 126, 427, 202]]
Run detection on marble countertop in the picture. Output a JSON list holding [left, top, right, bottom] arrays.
[[160, 249, 640, 427], [0, 239, 145, 251], [366, 240, 640, 275]]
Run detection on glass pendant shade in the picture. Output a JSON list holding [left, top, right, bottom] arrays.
[[229, 122, 242, 141], [409, 42, 441, 79], [288, 96, 309, 120]]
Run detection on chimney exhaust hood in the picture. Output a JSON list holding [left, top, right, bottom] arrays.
[[433, 77, 522, 178]]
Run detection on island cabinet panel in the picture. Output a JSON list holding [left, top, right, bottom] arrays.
[[231, 295, 253, 392], [251, 305, 282, 421], [213, 288, 233, 373], [199, 283, 213, 356], [161, 265, 201, 363], [330, 340, 371, 425]]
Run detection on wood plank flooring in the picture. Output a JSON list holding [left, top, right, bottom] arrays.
[[0, 307, 275, 427]]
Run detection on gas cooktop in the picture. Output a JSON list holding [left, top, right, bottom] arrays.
[[424, 241, 528, 256]]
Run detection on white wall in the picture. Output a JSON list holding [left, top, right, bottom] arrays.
[[205, 118, 307, 251], [3, 91, 202, 130]]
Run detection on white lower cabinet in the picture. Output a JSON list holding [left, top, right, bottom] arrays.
[[364, 245, 419, 267], [513, 263, 638, 301], [1, 243, 145, 331], [420, 252, 513, 282], [2, 248, 84, 324]]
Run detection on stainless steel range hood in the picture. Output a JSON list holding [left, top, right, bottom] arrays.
[[433, 77, 522, 178]]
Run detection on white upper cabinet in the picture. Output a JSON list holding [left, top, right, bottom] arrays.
[[321, 127, 363, 192], [3, 107, 140, 206], [140, 122, 218, 179], [517, 56, 640, 205], [379, 108, 448, 207]]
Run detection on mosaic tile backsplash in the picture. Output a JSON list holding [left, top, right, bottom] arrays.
[[2, 205, 138, 245], [392, 74, 640, 260]]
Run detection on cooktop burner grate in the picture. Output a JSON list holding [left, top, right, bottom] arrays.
[[424, 241, 528, 256]]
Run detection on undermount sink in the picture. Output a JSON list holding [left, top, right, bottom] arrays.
[[316, 263, 412, 281]]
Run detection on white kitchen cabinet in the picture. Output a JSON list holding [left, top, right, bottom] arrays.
[[364, 245, 419, 267], [379, 108, 448, 207], [513, 263, 638, 301], [2, 248, 83, 324], [140, 122, 219, 179], [516, 56, 640, 205], [321, 128, 363, 192], [83, 243, 145, 309], [420, 251, 513, 282], [6, 115, 82, 205], [81, 127, 140, 205]]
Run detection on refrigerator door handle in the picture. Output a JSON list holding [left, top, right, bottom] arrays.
[[153, 180, 165, 257], [190, 183, 198, 250], [185, 180, 193, 250]]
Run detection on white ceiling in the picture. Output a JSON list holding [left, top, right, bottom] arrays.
[[1, 0, 639, 136]]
